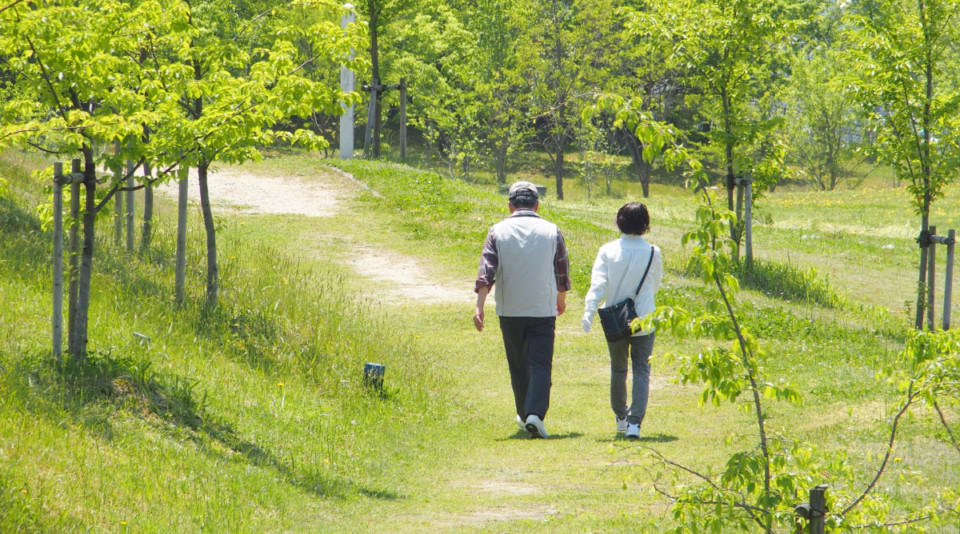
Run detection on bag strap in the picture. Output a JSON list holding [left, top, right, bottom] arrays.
[[631, 245, 656, 298]]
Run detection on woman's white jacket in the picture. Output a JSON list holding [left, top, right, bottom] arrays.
[[582, 235, 663, 336]]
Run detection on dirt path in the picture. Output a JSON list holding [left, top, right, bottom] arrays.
[[157, 165, 474, 305]]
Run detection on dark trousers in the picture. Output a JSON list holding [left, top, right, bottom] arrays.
[[498, 316, 556, 420]]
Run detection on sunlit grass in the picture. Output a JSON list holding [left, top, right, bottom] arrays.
[[1, 149, 959, 531]]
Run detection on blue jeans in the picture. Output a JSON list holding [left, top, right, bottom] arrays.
[[607, 333, 654, 425], [498, 316, 556, 420]]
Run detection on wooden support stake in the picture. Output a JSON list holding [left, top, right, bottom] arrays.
[[945, 229, 955, 330], [142, 161, 153, 252], [68, 158, 81, 355], [744, 178, 753, 269], [916, 231, 929, 329], [52, 163, 64, 364], [809, 485, 828, 534], [928, 226, 937, 331], [399, 78, 407, 161], [126, 160, 135, 253], [113, 143, 123, 245], [363, 80, 378, 158], [175, 165, 189, 304]]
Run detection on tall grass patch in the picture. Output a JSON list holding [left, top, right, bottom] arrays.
[[732, 258, 847, 308], [0, 152, 448, 530]]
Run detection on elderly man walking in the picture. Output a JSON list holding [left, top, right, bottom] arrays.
[[473, 181, 571, 439]]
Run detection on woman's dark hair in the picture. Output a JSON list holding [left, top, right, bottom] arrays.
[[616, 202, 650, 235]]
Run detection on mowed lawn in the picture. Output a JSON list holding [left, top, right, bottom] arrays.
[[1, 149, 958, 532]]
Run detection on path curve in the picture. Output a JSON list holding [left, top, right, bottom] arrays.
[[157, 165, 474, 305]]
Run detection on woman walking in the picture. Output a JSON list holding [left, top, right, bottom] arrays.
[[582, 202, 663, 440]]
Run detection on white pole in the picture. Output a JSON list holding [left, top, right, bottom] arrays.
[[339, 5, 356, 159]]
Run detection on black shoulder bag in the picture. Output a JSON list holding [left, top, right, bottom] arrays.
[[597, 246, 655, 343]]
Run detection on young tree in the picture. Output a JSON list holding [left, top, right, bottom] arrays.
[[614, 2, 687, 198], [843, 0, 960, 329], [642, 0, 794, 254], [0, 0, 186, 361], [526, 0, 622, 200], [468, 0, 531, 185], [356, 0, 419, 157], [148, 0, 365, 307], [783, 4, 865, 192], [0, 0, 364, 360]]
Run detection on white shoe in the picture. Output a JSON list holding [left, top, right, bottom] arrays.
[[626, 423, 640, 440], [525, 414, 549, 439], [616, 415, 628, 432], [516, 415, 526, 431]]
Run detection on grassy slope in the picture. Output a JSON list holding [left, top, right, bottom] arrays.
[[1, 149, 958, 532]]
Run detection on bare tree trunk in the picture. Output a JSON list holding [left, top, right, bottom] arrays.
[[197, 161, 218, 307], [625, 129, 652, 198], [73, 151, 98, 362], [494, 142, 508, 185], [368, 0, 382, 158], [554, 139, 565, 201]]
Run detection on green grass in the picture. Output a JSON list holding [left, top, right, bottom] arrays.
[[1, 148, 959, 531]]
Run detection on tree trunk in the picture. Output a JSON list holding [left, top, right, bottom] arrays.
[[722, 90, 740, 257], [73, 151, 98, 362], [368, 0, 382, 158], [916, 0, 933, 329], [197, 161, 218, 307], [554, 140, 565, 201], [494, 142, 508, 185], [625, 129, 652, 198]]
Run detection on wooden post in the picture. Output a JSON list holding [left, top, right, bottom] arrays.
[[142, 161, 153, 252], [68, 158, 81, 355], [363, 80, 378, 158], [794, 484, 828, 534], [113, 143, 123, 245], [744, 177, 753, 269], [917, 232, 929, 329], [943, 229, 955, 330], [399, 77, 407, 161], [928, 226, 937, 330], [52, 163, 64, 364], [809, 485, 827, 534], [175, 165, 189, 304], [125, 160, 135, 253]]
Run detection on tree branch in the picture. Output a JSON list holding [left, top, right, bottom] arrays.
[[841, 385, 917, 516], [933, 400, 960, 456], [0, 0, 24, 15]]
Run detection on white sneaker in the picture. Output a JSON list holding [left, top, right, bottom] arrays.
[[524, 414, 549, 439], [516, 414, 526, 431], [616, 415, 628, 432], [626, 423, 640, 440]]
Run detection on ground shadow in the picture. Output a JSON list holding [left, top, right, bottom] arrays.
[[596, 432, 678, 444], [498, 430, 584, 441], [13, 350, 397, 502]]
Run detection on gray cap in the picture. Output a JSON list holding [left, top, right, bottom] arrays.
[[508, 181, 539, 202]]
